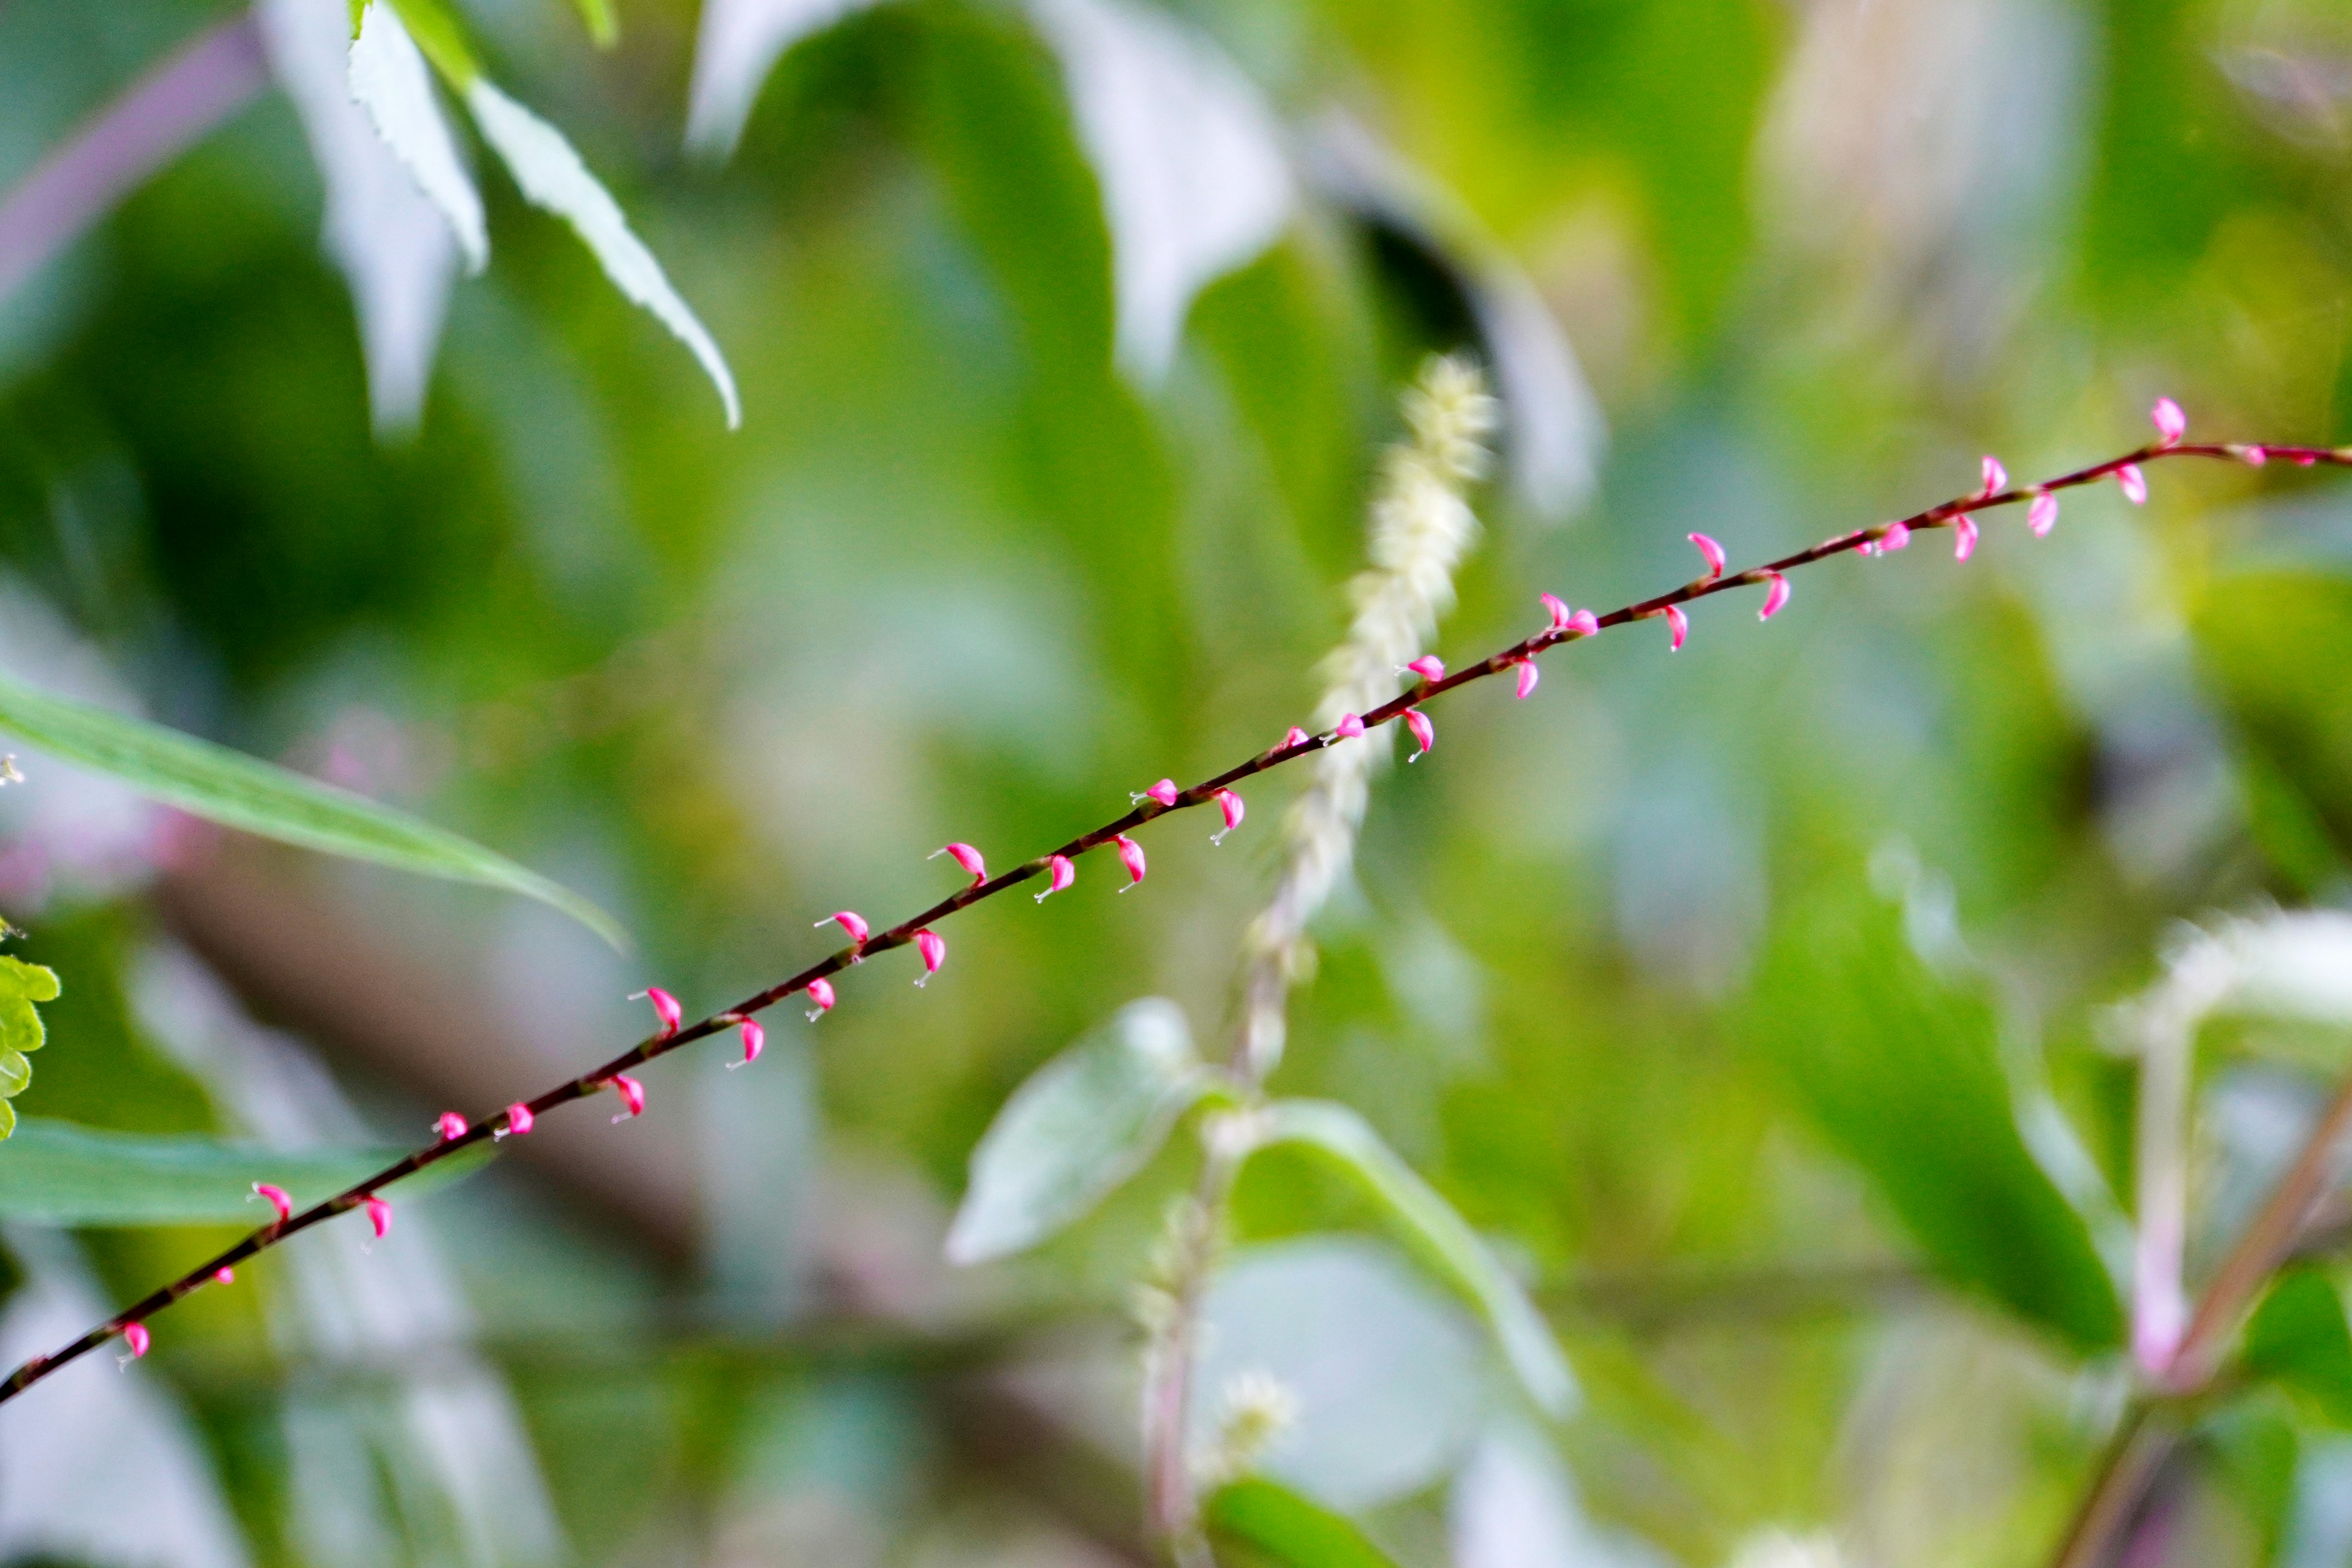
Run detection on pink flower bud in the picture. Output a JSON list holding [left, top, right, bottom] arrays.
[[913, 929, 945, 986], [1281, 726, 1310, 750], [817, 911, 870, 948], [1403, 709, 1434, 759], [1879, 522, 1910, 552], [1515, 661, 1539, 699], [503, 1102, 533, 1137], [2296, 452, 2318, 466], [253, 1183, 292, 1225], [1981, 456, 2009, 496], [363, 1196, 391, 1240], [804, 978, 835, 1021], [1404, 656, 1445, 682], [636, 988, 682, 1039], [213, 1267, 234, 1286], [736, 1018, 765, 1063], [1541, 592, 1573, 631], [1953, 515, 1978, 561], [1566, 609, 1599, 636], [2242, 445, 2268, 467], [1114, 834, 1147, 888], [1664, 604, 1689, 652], [1133, 779, 1180, 808], [609, 1074, 646, 1120], [1758, 572, 1790, 620], [1689, 533, 1727, 578], [931, 842, 987, 886], [434, 1112, 469, 1142], [2152, 397, 2187, 446], [2117, 464, 2148, 505], [1034, 854, 1076, 902], [1334, 714, 1365, 739], [1211, 790, 1246, 844], [2029, 491, 2059, 535], [121, 1322, 149, 1360]]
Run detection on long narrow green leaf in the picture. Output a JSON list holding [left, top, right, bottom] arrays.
[[1253, 1099, 1575, 1417], [0, 1120, 492, 1224], [1204, 1478, 1400, 1568], [0, 668, 627, 950]]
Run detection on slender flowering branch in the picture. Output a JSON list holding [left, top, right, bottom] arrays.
[[4, 418, 2343, 1406]]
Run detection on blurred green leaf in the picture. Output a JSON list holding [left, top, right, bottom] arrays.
[[1205, 1477, 1400, 1568], [462, 78, 742, 429], [1254, 1099, 1575, 1415], [0, 1119, 491, 1224], [0, 956, 59, 1142], [946, 998, 1207, 1263], [571, 0, 617, 49], [384, 0, 483, 86], [1749, 883, 2124, 1352], [0, 667, 627, 950], [2244, 1268, 2352, 1427]]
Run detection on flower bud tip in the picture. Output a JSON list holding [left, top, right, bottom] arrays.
[[1688, 533, 1727, 578], [1759, 572, 1791, 620], [1035, 854, 1076, 901], [1333, 714, 1365, 739], [1982, 455, 2009, 496], [503, 1102, 534, 1137], [1403, 709, 1434, 759], [931, 842, 987, 885], [804, 978, 835, 1021], [913, 929, 945, 985], [1114, 834, 1147, 888], [1664, 603, 1689, 651], [363, 1196, 391, 1240], [817, 911, 870, 948], [1515, 661, 1539, 699], [609, 1074, 646, 1121], [1134, 779, 1179, 808], [253, 1183, 292, 1225], [2118, 464, 2148, 505], [1210, 790, 1245, 844], [1953, 515, 1978, 562], [1404, 656, 1445, 682], [2152, 398, 2187, 447], [2029, 492, 2059, 535], [634, 988, 682, 1038]]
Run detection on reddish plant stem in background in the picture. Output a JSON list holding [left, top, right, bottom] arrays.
[[2, 437, 2343, 1406]]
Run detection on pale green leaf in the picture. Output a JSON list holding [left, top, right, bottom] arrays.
[[1204, 1477, 1401, 1568], [947, 998, 1206, 1263], [0, 956, 59, 1140], [0, 1119, 490, 1225], [572, 0, 618, 48], [463, 79, 742, 429], [1253, 1099, 1575, 1416], [0, 668, 627, 951], [383, 0, 483, 86], [350, 1, 488, 272]]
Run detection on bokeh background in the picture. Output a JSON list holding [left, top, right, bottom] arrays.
[[4, 0, 2352, 1564]]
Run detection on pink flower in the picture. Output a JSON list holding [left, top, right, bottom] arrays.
[[636, 988, 682, 1039], [121, 1322, 149, 1360], [213, 1267, 235, 1286], [1211, 790, 1245, 844], [1981, 456, 2009, 496], [1034, 854, 1076, 902], [1134, 779, 1180, 808], [1405, 656, 1445, 682], [804, 978, 835, 1021], [254, 1183, 292, 1225], [2118, 464, 2148, 505], [736, 1019, 766, 1065], [434, 1112, 469, 1143], [1515, 661, 1539, 699], [1758, 572, 1790, 620], [913, 929, 946, 986], [503, 1102, 534, 1137], [1664, 604, 1689, 651], [1541, 592, 1574, 631], [1114, 834, 1147, 888], [816, 911, 870, 949], [2152, 397, 2187, 447], [2029, 492, 2059, 535], [2242, 445, 2268, 467], [1280, 726, 1310, 750], [1879, 522, 1911, 552], [1689, 533, 1727, 578], [1566, 609, 1600, 636], [1953, 516, 1978, 561], [1403, 709, 1434, 760], [931, 842, 987, 886], [609, 1074, 646, 1120], [363, 1197, 391, 1240], [1334, 714, 1366, 739]]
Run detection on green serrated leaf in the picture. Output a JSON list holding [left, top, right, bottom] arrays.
[[1251, 1099, 1575, 1417], [0, 668, 627, 951], [1203, 1478, 1400, 1568], [947, 998, 1206, 1263], [0, 957, 58, 1137], [0, 1120, 491, 1225]]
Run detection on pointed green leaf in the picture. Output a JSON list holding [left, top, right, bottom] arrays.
[[383, 0, 481, 86], [462, 79, 741, 429], [947, 998, 1207, 1263], [350, 1, 488, 271], [0, 1119, 491, 1224], [0, 668, 627, 950], [1204, 1478, 1400, 1568], [1252, 1099, 1575, 1417]]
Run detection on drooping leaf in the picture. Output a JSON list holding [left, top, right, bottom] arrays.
[[1252, 1099, 1576, 1416], [1748, 881, 2125, 1352], [0, 957, 60, 1142], [462, 78, 742, 430], [1204, 1477, 1401, 1568], [350, 1, 489, 273], [0, 667, 627, 950], [946, 998, 1207, 1264], [2245, 1268, 2352, 1428], [0, 1119, 490, 1224], [684, 0, 881, 159]]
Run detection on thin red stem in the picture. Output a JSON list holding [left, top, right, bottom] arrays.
[[3, 437, 2340, 1406]]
